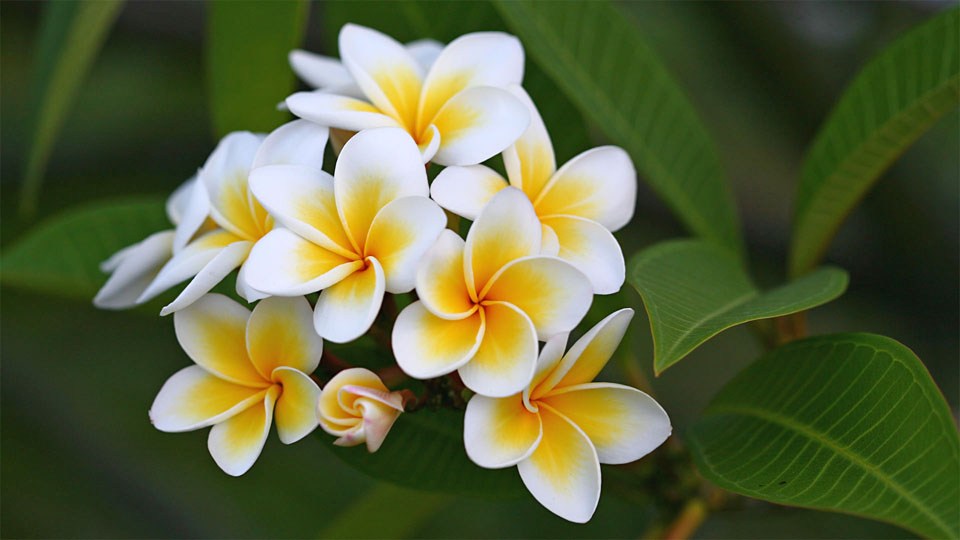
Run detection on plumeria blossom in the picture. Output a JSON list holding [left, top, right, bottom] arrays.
[[318, 368, 404, 452], [463, 308, 671, 522], [431, 85, 636, 294], [392, 187, 593, 398], [149, 294, 323, 476], [286, 24, 530, 165], [244, 127, 446, 343], [94, 176, 212, 309], [137, 122, 330, 315]]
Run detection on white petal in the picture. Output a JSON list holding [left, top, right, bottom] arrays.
[[200, 131, 269, 240], [159, 240, 252, 316], [392, 301, 484, 379], [272, 366, 322, 445], [173, 177, 212, 253], [518, 404, 601, 523], [150, 365, 267, 432], [251, 119, 329, 170], [418, 123, 440, 163], [136, 230, 245, 306], [334, 127, 428, 252], [288, 49, 353, 90], [94, 231, 173, 309], [338, 23, 424, 128], [246, 296, 323, 377], [313, 256, 385, 343], [166, 175, 197, 225], [524, 333, 568, 411], [540, 223, 560, 257], [235, 261, 270, 303], [502, 84, 555, 199], [430, 165, 507, 221], [405, 39, 444, 71], [364, 196, 447, 293], [208, 385, 279, 476], [464, 393, 542, 468], [541, 382, 671, 465], [535, 146, 636, 231], [464, 186, 541, 299], [458, 301, 538, 398], [429, 86, 529, 166], [543, 215, 625, 295], [415, 230, 476, 320], [286, 91, 399, 132], [243, 228, 362, 296]]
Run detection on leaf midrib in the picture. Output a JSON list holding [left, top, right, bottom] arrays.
[[706, 403, 954, 539], [657, 290, 757, 361]]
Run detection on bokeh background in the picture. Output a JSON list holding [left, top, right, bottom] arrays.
[[1, 1, 957, 538]]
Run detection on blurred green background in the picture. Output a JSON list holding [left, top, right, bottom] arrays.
[[1, 1, 956, 538]]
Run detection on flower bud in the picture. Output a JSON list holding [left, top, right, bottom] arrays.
[[317, 368, 404, 452]]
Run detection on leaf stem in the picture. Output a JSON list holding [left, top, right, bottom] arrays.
[[661, 498, 708, 540]]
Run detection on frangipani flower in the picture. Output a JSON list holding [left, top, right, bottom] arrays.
[[138, 122, 330, 315], [149, 294, 323, 476], [431, 85, 636, 294], [318, 368, 404, 452], [94, 176, 211, 309], [463, 308, 671, 523], [392, 187, 593, 398], [286, 24, 529, 165], [244, 127, 446, 343], [290, 38, 443, 96]]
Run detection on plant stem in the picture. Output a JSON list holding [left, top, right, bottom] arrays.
[[661, 498, 708, 540], [322, 350, 352, 373]]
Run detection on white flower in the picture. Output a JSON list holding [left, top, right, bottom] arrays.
[[242, 127, 446, 343], [150, 294, 323, 476], [285, 24, 529, 165], [137, 121, 329, 315], [463, 309, 671, 522], [392, 187, 594, 398], [94, 176, 211, 309], [318, 368, 404, 452], [431, 85, 636, 294]]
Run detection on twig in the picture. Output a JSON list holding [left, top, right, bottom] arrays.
[[322, 350, 352, 373], [661, 499, 708, 540]]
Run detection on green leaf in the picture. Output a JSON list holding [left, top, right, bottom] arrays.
[[1, 197, 168, 300], [206, 0, 309, 138], [688, 333, 960, 539], [320, 407, 524, 498], [494, 0, 742, 255], [19, 0, 125, 218], [789, 7, 960, 276], [628, 239, 848, 374]]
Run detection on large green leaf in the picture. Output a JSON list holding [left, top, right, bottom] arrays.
[[1, 197, 168, 300], [319, 407, 524, 498], [494, 0, 742, 255], [628, 239, 848, 374], [205, 0, 309, 138], [688, 333, 959, 539], [789, 7, 960, 276], [19, 0, 125, 218]]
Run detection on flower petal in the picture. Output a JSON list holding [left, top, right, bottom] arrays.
[[430, 164, 507, 221], [538, 308, 634, 395], [158, 240, 252, 316], [416, 230, 476, 320], [429, 86, 528, 166], [173, 293, 266, 386], [288, 49, 354, 90], [173, 177, 213, 253], [150, 365, 268, 432], [243, 228, 363, 296], [482, 256, 593, 340], [534, 146, 636, 231], [166, 176, 196, 225], [136, 230, 244, 305], [286, 91, 400, 132], [542, 215, 625, 295], [464, 187, 541, 299], [405, 38, 444, 71], [200, 131, 270, 241], [464, 393, 542, 468], [459, 301, 538, 397], [392, 301, 484, 379], [208, 385, 279, 476], [272, 366, 322, 444], [334, 127, 429, 253], [339, 24, 424, 129], [246, 296, 323, 378], [540, 223, 559, 257], [417, 32, 524, 133], [524, 333, 568, 411], [251, 119, 329, 170], [249, 164, 355, 257], [502, 85, 555, 199], [313, 256, 385, 343], [517, 404, 601, 523], [541, 382, 671, 465], [417, 123, 440, 163], [364, 196, 446, 293], [318, 367, 385, 427], [94, 230, 173, 309], [234, 261, 270, 303]]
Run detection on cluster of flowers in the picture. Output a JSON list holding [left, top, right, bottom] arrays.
[[95, 24, 671, 523]]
